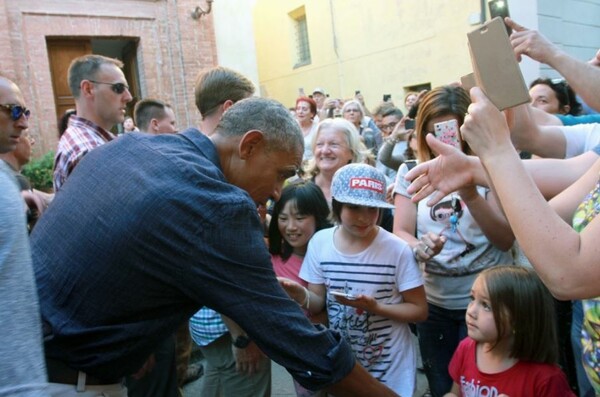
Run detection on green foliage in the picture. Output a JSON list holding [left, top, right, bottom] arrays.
[[22, 151, 54, 192]]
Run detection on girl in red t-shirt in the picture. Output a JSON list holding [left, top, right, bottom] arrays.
[[445, 265, 575, 397]]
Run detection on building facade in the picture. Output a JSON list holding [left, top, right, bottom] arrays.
[[252, 0, 600, 111], [0, 0, 221, 155]]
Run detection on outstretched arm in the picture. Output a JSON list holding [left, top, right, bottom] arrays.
[[506, 103, 566, 158], [461, 87, 600, 300], [507, 17, 600, 112], [458, 186, 514, 251], [404, 136, 599, 205]]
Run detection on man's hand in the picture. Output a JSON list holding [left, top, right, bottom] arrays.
[[506, 17, 561, 64], [232, 342, 267, 375], [404, 136, 477, 206]]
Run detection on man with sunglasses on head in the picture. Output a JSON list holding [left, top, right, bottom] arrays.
[[53, 54, 132, 192], [0, 76, 48, 395]]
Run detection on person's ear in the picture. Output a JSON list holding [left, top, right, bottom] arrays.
[[80, 80, 94, 97], [238, 130, 264, 160], [561, 104, 571, 115], [222, 99, 235, 113], [150, 118, 159, 133]]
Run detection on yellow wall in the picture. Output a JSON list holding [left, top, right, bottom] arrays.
[[253, 0, 483, 111]]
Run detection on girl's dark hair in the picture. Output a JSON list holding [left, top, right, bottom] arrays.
[[481, 265, 558, 364], [268, 180, 331, 260], [330, 198, 383, 226], [529, 77, 582, 116]]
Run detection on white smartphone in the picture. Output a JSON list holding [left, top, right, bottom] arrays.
[[434, 119, 460, 148], [330, 290, 357, 300]]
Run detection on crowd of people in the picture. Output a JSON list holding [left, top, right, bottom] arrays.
[[2, 16, 600, 397]]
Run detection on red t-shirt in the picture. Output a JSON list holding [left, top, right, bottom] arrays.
[[448, 337, 575, 396]]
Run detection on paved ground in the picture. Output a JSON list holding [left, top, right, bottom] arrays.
[[183, 335, 429, 396]]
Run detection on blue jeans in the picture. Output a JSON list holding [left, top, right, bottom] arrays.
[[417, 303, 467, 397]]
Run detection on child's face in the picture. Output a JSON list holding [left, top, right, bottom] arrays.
[[277, 200, 317, 256], [339, 204, 379, 239], [124, 118, 134, 130], [466, 276, 498, 343]]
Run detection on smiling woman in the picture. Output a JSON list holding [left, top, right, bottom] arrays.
[[302, 118, 369, 204]]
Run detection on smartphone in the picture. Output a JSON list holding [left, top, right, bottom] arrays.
[[383, 94, 392, 102], [434, 119, 460, 148], [405, 119, 415, 129], [355, 90, 361, 96], [330, 290, 357, 300], [488, 0, 511, 35]]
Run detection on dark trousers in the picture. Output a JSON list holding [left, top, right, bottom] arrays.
[[126, 335, 179, 397], [417, 303, 467, 397]]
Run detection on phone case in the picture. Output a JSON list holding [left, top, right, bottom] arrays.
[[434, 119, 460, 148], [467, 17, 530, 110]]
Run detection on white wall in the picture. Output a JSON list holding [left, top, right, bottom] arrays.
[[513, 0, 600, 83], [212, 0, 260, 92], [509, 0, 539, 85]]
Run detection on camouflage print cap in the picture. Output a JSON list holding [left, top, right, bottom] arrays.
[[331, 163, 395, 209]]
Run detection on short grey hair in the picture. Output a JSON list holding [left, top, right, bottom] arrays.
[[215, 97, 303, 155]]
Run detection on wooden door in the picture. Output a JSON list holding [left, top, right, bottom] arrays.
[[122, 40, 140, 118], [47, 40, 92, 123]]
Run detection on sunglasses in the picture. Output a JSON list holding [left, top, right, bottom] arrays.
[[89, 80, 130, 94], [0, 104, 31, 121]]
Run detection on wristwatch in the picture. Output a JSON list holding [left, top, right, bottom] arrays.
[[232, 335, 251, 349]]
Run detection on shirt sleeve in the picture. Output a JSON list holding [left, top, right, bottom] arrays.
[[562, 124, 600, 158], [184, 202, 355, 391], [393, 162, 411, 198], [537, 366, 577, 397], [448, 337, 469, 383]]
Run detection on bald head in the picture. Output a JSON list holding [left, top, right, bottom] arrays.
[[0, 77, 29, 153]]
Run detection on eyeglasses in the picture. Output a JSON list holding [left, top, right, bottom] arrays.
[[0, 104, 31, 121], [88, 80, 130, 94], [380, 122, 399, 131]]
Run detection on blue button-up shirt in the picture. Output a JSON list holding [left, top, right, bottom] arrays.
[[31, 129, 354, 390]]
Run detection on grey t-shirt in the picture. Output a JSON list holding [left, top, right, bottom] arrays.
[[0, 162, 47, 396]]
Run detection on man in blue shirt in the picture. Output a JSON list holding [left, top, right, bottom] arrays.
[[32, 97, 398, 396]]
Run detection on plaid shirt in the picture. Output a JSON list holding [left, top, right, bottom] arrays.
[[189, 307, 228, 347], [53, 115, 115, 192]]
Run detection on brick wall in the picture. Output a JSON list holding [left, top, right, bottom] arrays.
[[0, 0, 218, 155]]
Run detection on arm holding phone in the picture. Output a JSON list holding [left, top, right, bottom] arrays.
[[377, 116, 413, 171], [507, 17, 600, 112]]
